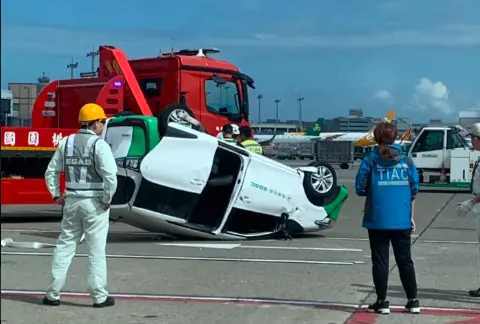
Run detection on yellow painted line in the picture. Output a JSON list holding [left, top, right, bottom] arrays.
[[1, 146, 56, 151]]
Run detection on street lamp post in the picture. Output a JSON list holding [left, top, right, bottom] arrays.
[[67, 57, 79, 79], [257, 94, 263, 123], [274, 98, 281, 134], [86, 45, 99, 73], [297, 97, 304, 131]]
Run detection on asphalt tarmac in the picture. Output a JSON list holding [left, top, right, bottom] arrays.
[[1, 166, 479, 324]]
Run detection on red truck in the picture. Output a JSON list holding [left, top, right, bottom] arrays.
[[1, 45, 254, 205]]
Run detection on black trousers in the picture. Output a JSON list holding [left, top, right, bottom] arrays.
[[368, 229, 418, 300]]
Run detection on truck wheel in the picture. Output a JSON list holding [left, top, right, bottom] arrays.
[[158, 104, 195, 136], [303, 161, 338, 203], [114, 111, 135, 117]]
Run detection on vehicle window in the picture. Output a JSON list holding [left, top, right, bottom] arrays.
[[205, 80, 240, 116], [412, 130, 444, 152], [138, 78, 163, 98], [446, 130, 464, 149]]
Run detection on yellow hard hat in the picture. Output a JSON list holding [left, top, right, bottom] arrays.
[[78, 103, 107, 123]]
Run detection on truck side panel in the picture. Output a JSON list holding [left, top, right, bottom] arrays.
[[57, 83, 104, 128], [1, 175, 66, 205]]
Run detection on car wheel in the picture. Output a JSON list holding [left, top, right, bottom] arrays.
[[303, 161, 338, 204], [340, 163, 349, 169], [114, 111, 135, 117], [157, 104, 195, 137]]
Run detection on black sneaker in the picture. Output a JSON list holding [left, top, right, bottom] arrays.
[[405, 299, 420, 314], [468, 288, 480, 297], [42, 296, 60, 306], [93, 296, 115, 308], [367, 300, 390, 314]]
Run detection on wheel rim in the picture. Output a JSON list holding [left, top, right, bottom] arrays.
[[168, 109, 192, 128], [310, 166, 334, 194]]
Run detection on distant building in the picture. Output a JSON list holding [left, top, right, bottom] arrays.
[[8, 73, 51, 124], [8, 83, 40, 120], [1, 89, 13, 126], [331, 116, 373, 132], [251, 122, 298, 135], [459, 110, 480, 131]]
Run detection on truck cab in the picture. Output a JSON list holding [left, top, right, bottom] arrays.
[[407, 126, 479, 187], [32, 46, 254, 136]]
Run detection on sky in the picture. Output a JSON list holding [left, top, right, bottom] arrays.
[[1, 0, 480, 123]]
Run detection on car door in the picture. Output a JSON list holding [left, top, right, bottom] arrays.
[[410, 129, 446, 169], [231, 152, 301, 216], [140, 123, 218, 194]]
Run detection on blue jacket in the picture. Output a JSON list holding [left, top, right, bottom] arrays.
[[355, 144, 419, 230]]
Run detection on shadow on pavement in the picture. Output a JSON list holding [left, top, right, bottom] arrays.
[[352, 284, 479, 305], [1, 294, 91, 308], [21, 231, 326, 244]]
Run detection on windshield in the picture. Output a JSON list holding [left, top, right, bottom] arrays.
[[205, 80, 240, 117]]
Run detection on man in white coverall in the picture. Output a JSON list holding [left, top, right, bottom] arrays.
[[43, 103, 118, 307], [456, 123, 480, 298]]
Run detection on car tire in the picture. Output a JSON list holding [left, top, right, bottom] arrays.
[[114, 111, 135, 117], [157, 104, 195, 137], [340, 163, 349, 170], [303, 161, 338, 205]]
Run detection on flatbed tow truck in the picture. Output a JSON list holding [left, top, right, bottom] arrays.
[[1, 45, 255, 205], [406, 126, 479, 190]]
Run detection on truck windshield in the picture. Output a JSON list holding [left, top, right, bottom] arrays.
[[205, 79, 240, 117]]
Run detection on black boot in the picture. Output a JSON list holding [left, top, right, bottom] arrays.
[[42, 296, 60, 306], [468, 288, 480, 297], [93, 296, 115, 308]]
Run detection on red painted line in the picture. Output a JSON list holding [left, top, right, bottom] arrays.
[[346, 311, 378, 324], [370, 306, 480, 317], [2, 289, 479, 319], [0, 290, 357, 312], [447, 315, 480, 324]]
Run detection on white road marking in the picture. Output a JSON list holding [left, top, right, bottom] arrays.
[[239, 245, 362, 252], [326, 237, 479, 244], [158, 243, 363, 252], [159, 243, 242, 249], [1, 251, 364, 265], [421, 240, 479, 244]]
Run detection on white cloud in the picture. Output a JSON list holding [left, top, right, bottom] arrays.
[[410, 77, 455, 114], [373, 90, 395, 105], [1, 23, 480, 57]]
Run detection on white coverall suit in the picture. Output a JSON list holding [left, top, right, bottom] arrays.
[[44, 129, 117, 304]]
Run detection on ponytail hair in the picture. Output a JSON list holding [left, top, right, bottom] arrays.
[[373, 122, 398, 160]]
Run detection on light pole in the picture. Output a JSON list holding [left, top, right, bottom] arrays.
[[274, 98, 281, 134], [257, 94, 263, 123], [86, 45, 99, 73], [297, 96, 304, 131], [67, 57, 79, 79]]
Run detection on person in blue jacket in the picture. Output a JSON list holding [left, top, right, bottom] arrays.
[[355, 122, 420, 315]]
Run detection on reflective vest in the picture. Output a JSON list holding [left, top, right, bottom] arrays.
[[241, 139, 263, 154], [222, 138, 237, 144], [64, 131, 104, 194]]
